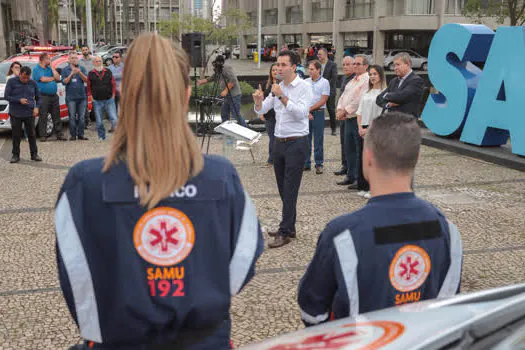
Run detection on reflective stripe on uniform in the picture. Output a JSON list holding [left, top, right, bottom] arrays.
[[438, 221, 463, 298], [55, 193, 103, 343], [229, 190, 259, 296], [333, 230, 359, 318], [300, 309, 329, 325]]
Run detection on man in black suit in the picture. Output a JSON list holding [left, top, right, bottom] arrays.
[[376, 52, 426, 118], [318, 47, 338, 135]]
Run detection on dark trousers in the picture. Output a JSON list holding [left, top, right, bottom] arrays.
[[339, 121, 346, 170], [357, 127, 370, 191], [114, 92, 120, 114], [305, 110, 325, 168], [38, 94, 62, 138], [344, 118, 360, 182], [273, 136, 309, 236], [11, 116, 37, 157], [327, 94, 336, 132], [221, 94, 247, 127], [264, 117, 276, 164]]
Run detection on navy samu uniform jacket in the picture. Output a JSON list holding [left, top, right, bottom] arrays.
[[298, 193, 462, 326], [55, 155, 264, 349]]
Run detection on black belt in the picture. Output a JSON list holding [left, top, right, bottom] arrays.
[[311, 108, 324, 113], [275, 135, 306, 143], [41, 93, 57, 97]]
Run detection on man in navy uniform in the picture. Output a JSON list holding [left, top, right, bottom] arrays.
[[298, 112, 462, 326]]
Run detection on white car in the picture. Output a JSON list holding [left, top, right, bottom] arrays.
[[384, 49, 428, 71]]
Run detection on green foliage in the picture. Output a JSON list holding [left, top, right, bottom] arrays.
[[463, 0, 525, 26], [159, 9, 251, 45], [191, 80, 254, 97]]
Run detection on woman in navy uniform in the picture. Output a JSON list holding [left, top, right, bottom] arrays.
[[55, 33, 264, 350]]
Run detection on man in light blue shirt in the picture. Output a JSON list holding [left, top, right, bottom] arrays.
[[253, 50, 313, 248], [304, 60, 330, 174], [108, 51, 124, 113], [32, 53, 65, 141]]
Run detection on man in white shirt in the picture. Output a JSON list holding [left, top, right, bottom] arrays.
[[304, 60, 330, 174], [253, 50, 313, 248]]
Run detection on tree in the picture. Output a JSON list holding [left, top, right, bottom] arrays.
[[122, 0, 130, 43], [463, 0, 525, 26], [134, 0, 140, 36]]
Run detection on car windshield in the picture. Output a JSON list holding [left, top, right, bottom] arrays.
[[0, 61, 38, 84]]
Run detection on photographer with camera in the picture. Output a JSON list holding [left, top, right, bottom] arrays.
[[62, 51, 88, 140], [197, 55, 247, 127]]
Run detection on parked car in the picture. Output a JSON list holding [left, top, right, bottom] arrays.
[[102, 46, 127, 66], [240, 283, 525, 349], [384, 49, 428, 71], [246, 44, 257, 58], [233, 46, 240, 59]]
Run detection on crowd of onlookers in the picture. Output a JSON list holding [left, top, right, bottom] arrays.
[[5, 46, 125, 163], [259, 48, 426, 199]]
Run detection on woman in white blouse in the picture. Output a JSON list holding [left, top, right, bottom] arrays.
[[356, 64, 387, 198]]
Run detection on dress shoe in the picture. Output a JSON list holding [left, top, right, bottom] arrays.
[[268, 230, 296, 238], [334, 169, 347, 176], [78, 136, 89, 140], [40, 137, 47, 142], [315, 166, 323, 174], [303, 166, 311, 171], [331, 130, 337, 136], [337, 178, 353, 186], [56, 135, 67, 141], [10, 155, 20, 163], [31, 154, 42, 162], [69, 136, 77, 141], [268, 235, 291, 248], [347, 182, 359, 190], [108, 128, 115, 133]]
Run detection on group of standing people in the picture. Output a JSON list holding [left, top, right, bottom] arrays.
[[5, 46, 124, 163]]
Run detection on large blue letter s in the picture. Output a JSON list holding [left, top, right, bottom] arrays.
[[421, 24, 494, 136], [461, 26, 525, 156]]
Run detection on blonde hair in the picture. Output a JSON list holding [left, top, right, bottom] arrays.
[[103, 33, 204, 209]]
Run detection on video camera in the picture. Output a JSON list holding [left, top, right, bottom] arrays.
[[212, 55, 225, 73]]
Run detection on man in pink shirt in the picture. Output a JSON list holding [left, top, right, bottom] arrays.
[[336, 55, 369, 189]]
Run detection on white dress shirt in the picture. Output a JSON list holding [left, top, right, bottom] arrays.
[[305, 76, 330, 109], [255, 75, 313, 138], [356, 88, 384, 126]]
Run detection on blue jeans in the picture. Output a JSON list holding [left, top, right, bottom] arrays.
[[221, 94, 247, 127], [264, 117, 276, 163], [305, 110, 325, 168], [67, 99, 87, 138], [344, 117, 360, 182], [93, 98, 118, 140]]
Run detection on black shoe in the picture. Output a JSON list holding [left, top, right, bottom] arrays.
[[78, 136, 89, 140], [334, 169, 347, 176], [69, 136, 77, 141], [56, 135, 67, 141], [268, 235, 291, 248], [268, 230, 296, 239], [331, 130, 337, 136], [347, 182, 359, 190], [315, 166, 323, 174], [31, 154, 42, 162], [303, 166, 311, 171], [40, 137, 47, 142], [10, 155, 20, 163], [337, 178, 353, 186], [108, 128, 115, 133]]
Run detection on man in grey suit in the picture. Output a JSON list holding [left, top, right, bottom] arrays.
[[376, 52, 426, 118], [318, 47, 338, 135]]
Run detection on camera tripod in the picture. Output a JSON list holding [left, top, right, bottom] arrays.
[[194, 65, 244, 154]]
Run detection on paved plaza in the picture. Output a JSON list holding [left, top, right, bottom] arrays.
[[1, 123, 525, 349]]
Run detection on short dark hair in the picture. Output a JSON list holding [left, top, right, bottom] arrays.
[[278, 50, 300, 67], [308, 60, 322, 71], [39, 53, 49, 62], [20, 66, 32, 76], [365, 112, 421, 172]]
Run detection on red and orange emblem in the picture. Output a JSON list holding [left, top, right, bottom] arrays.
[[133, 207, 195, 266], [389, 245, 431, 292]]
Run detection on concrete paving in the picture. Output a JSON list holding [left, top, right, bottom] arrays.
[[1, 122, 525, 349]]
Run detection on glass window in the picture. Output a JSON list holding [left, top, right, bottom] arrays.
[[263, 9, 278, 26], [0, 61, 38, 84], [286, 6, 302, 24], [312, 0, 334, 22], [406, 0, 434, 14], [346, 0, 373, 19]]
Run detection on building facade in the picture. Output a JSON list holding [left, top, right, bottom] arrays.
[[0, 0, 44, 58], [234, 0, 492, 65]]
